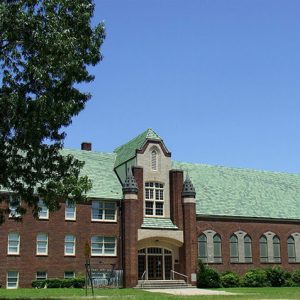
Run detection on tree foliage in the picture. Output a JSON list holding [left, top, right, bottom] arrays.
[[0, 0, 105, 222]]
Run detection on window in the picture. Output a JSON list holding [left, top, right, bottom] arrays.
[[230, 234, 239, 263], [91, 236, 116, 256], [65, 200, 76, 220], [288, 236, 296, 262], [151, 149, 158, 171], [7, 271, 19, 289], [36, 233, 48, 255], [145, 182, 164, 216], [38, 199, 49, 219], [198, 231, 222, 263], [64, 235, 76, 256], [92, 201, 116, 221], [8, 233, 20, 255], [9, 195, 21, 218], [273, 236, 281, 263], [198, 234, 207, 262], [36, 271, 47, 280], [260, 235, 268, 262], [244, 235, 252, 263], [64, 271, 75, 279]]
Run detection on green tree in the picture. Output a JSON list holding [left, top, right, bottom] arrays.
[[0, 0, 105, 223]]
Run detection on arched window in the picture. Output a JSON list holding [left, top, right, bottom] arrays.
[[230, 234, 238, 262], [259, 235, 268, 262], [273, 236, 281, 262], [198, 234, 207, 262], [213, 234, 222, 263], [244, 235, 252, 263], [151, 149, 158, 171], [288, 236, 296, 262]]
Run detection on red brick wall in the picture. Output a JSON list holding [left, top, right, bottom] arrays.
[[0, 201, 120, 287], [197, 218, 300, 274]]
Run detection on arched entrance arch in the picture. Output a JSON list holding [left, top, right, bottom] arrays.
[[138, 247, 173, 280]]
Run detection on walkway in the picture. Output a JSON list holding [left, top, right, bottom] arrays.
[[144, 288, 236, 296]]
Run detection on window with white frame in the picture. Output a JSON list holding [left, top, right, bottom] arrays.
[[38, 199, 49, 219], [64, 235, 76, 256], [144, 182, 164, 216], [91, 236, 116, 256], [91, 201, 116, 221], [36, 233, 48, 255], [9, 195, 21, 218], [64, 271, 75, 279], [8, 232, 20, 255], [36, 271, 47, 281], [151, 149, 158, 171], [7, 271, 19, 289], [65, 200, 76, 220]]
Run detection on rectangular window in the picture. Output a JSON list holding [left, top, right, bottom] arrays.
[[36, 271, 47, 281], [64, 235, 76, 256], [8, 233, 20, 255], [38, 199, 49, 219], [36, 233, 48, 255], [91, 201, 116, 221], [9, 195, 21, 218], [65, 200, 76, 220], [91, 236, 116, 256], [144, 182, 164, 216], [7, 271, 19, 289], [64, 271, 75, 279]]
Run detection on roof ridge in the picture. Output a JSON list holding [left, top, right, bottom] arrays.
[[62, 148, 116, 156], [173, 160, 300, 177]]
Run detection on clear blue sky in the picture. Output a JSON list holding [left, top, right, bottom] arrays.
[[64, 0, 300, 174]]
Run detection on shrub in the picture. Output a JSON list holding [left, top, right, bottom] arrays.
[[266, 266, 286, 287], [46, 278, 62, 288], [72, 277, 85, 288], [32, 280, 46, 288], [197, 260, 221, 288], [291, 270, 300, 286], [242, 269, 269, 287], [61, 279, 74, 288], [220, 271, 240, 288]]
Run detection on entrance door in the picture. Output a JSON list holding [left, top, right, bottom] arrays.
[[148, 256, 163, 280]]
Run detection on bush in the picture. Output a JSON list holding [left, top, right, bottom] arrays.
[[32, 277, 85, 289], [220, 271, 240, 288], [32, 280, 46, 288], [72, 277, 85, 288], [197, 260, 221, 288], [46, 278, 62, 288], [291, 270, 300, 286], [242, 269, 269, 287], [266, 266, 286, 287], [61, 279, 74, 288]]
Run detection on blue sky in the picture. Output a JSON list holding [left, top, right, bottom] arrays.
[[64, 0, 300, 173]]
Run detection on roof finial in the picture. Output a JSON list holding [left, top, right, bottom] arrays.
[[123, 167, 138, 194], [182, 171, 196, 198]]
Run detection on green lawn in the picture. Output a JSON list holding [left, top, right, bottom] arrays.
[[0, 287, 300, 299]]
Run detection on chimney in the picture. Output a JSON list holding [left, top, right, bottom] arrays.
[[81, 142, 92, 151]]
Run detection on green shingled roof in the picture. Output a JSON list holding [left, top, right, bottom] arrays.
[[173, 161, 300, 220], [114, 128, 161, 168], [62, 149, 122, 199], [141, 218, 178, 229]]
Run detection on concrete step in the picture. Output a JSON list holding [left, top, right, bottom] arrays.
[[135, 280, 194, 289]]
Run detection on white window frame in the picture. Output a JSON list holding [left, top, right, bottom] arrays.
[[91, 236, 117, 256], [9, 195, 21, 218], [64, 234, 76, 256], [7, 271, 19, 289], [64, 271, 75, 279], [36, 271, 47, 281], [8, 232, 20, 255], [144, 182, 164, 217], [36, 233, 48, 255], [38, 199, 49, 220], [91, 201, 116, 222], [151, 148, 158, 171], [65, 200, 76, 221]]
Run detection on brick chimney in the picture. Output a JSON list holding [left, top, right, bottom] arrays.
[[81, 142, 92, 151]]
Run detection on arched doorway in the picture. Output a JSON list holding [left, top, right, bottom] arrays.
[[138, 247, 173, 280]]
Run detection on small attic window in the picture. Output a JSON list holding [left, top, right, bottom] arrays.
[[151, 149, 158, 171]]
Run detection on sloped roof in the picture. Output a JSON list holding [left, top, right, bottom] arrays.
[[113, 128, 161, 168], [141, 218, 178, 229], [62, 149, 122, 199], [173, 161, 300, 220]]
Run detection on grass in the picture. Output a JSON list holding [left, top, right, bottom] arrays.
[[0, 287, 300, 299]]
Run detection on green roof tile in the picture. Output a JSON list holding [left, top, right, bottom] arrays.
[[173, 161, 300, 220], [61, 149, 122, 199], [114, 129, 161, 168], [141, 218, 178, 229]]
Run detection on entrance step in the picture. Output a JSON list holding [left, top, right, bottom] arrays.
[[135, 279, 194, 289]]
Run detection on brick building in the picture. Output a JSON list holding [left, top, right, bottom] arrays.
[[1, 128, 300, 288]]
